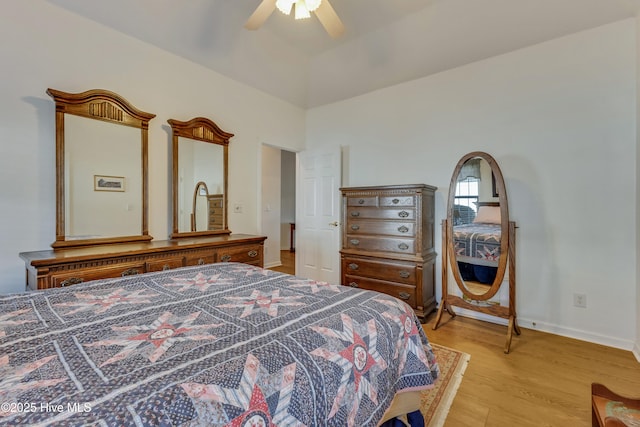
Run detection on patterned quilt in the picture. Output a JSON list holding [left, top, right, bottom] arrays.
[[453, 223, 502, 267], [0, 263, 438, 426]]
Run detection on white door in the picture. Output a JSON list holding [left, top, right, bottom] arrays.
[[295, 146, 342, 284]]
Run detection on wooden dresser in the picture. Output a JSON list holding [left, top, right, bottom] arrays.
[[207, 194, 224, 230], [340, 184, 437, 320], [20, 234, 266, 291]]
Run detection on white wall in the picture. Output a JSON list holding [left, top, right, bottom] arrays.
[[0, 1, 306, 294], [307, 19, 637, 350]]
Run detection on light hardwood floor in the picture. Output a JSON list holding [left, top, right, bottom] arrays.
[[269, 251, 640, 426]]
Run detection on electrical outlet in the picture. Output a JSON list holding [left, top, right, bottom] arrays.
[[573, 293, 587, 308]]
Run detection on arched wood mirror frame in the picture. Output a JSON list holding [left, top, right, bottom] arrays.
[[433, 151, 521, 353], [48, 88, 156, 248], [169, 117, 232, 238]]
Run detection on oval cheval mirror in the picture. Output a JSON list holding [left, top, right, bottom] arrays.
[[433, 151, 521, 353]]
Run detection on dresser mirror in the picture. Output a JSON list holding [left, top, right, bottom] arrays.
[[169, 117, 232, 238], [47, 88, 156, 248], [433, 151, 520, 353]]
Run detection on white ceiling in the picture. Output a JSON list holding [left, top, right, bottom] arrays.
[[50, 0, 638, 108]]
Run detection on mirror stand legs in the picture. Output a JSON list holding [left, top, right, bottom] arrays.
[[505, 315, 521, 354], [432, 299, 456, 330]]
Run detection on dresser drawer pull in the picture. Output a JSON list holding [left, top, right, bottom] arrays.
[[350, 224, 360, 231], [211, 209, 216, 214], [350, 239, 360, 246], [121, 268, 141, 277], [399, 271, 410, 279], [60, 277, 83, 287], [248, 250, 258, 258], [351, 211, 360, 217], [392, 198, 400, 204], [197, 258, 206, 265], [398, 211, 409, 218], [398, 292, 411, 301], [398, 225, 409, 233], [221, 255, 232, 262], [348, 282, 359, 288], [358, 199, 365, 204], [162, 264, 171, 271], [398, 243, 409, 251], [348, 263, 359, 270]]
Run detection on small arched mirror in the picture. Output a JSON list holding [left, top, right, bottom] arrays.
[[191, 181, 209, 232], [169, 117, 232, 238], [48, 88, 155, 248], [434, 151, 520, 353]]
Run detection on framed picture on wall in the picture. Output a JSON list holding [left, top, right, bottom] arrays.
[[94, 175, 125, 192]]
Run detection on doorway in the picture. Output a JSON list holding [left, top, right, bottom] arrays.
[[260, 145, 296, 271]]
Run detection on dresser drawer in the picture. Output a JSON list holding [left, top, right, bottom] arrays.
[[208, 214, 223, 230], [347, 207, 415, 220], [344, 235, 415, 254], [346, 196, 378, 206], [346, 220, 415, 237], [50, 262, 146, 288], [218, 245, 262, 264], [209, 198, 224, 208], [185, 252, 216, 266], [145, 257, 185, 272], [379, 195, 415, 207], [342, 257, 416, 285], [343, 275, 416, 307]]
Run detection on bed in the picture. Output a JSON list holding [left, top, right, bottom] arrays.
[[452, 204, 502, 284], [0, 262, 438, 426]]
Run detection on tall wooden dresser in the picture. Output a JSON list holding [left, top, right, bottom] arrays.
[[340, 184, 437, 320]]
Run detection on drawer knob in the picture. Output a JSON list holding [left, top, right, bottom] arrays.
[[358, 199, 365, 204], [398, 243, 409, 251], [398, 292, 411, 301], [351, 211, 360, 217], [398, 211, 409, 218], [162, 264, 171, 271], [350, 239, 360, 246], [348, 282, 359, 288], [398, 225, 409, 233], [121, 268, 140, 277], [392, 198, 400, 204], [350, 224, 360, 231], [197, 258, 206, 265], [60, 277, 83, 287], [399, 271, 410, 279], [211, 209, 216, 214], [248, 250, 258, 258], [348, 263, 359, 270], [221, 255, 232, 262]]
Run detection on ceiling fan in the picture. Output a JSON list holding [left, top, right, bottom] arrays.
[[245, 0, 345, 38]]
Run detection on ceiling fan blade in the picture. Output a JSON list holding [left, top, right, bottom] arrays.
[[244, 0, 277, 30], [315, 0, 345, 38]]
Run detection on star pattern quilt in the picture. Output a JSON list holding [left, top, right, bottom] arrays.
[[453, 223, 502, 266], [0, 262, 438, 426]]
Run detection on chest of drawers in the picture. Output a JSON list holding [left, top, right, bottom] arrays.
[[340, 184, 437, 320], [20, 234, 266, 291]]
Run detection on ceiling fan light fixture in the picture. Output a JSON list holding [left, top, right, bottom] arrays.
[[294, 0, 311, 20], [276, 0, 295, 15]]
